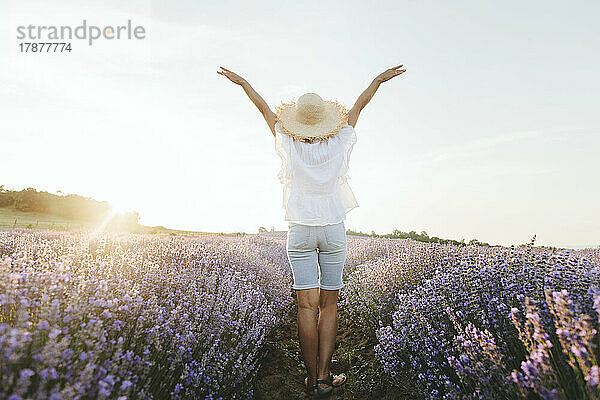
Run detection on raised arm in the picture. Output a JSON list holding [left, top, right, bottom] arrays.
[[217, 66, 277, 137], [347, 64, 406, 128]]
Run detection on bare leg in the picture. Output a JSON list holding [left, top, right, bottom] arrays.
[[296, 288, 320, 386], [317, 288, 342, 388]]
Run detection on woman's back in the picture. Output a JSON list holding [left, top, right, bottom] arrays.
[[275, 121, 358, 226]]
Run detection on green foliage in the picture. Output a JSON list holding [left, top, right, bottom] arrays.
[[0, 185, 140, 231], [14, 187, 49, 213], [346, 228, 494, 248], [2, 186, 111, 222], [0, 185, 13, 207]]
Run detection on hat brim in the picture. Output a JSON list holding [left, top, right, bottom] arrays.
[[276, 100, 348, 142]]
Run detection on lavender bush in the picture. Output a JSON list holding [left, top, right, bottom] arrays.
[[0, 229, 294, 400], [3, 227, 599, 400], [360, 236, 600, 399], [341, 238, 460, 336]]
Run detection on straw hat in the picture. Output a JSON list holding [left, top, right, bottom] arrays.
[[275, 93, 348, 143]]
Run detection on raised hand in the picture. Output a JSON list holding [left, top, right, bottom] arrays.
[[347, 63, 406, 128], [217, 66, 247, 85], [375, 64, 406, 83], [217, 65, 277, 137]]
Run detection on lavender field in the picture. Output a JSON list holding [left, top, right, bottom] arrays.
[[1, 229, 600, 400]]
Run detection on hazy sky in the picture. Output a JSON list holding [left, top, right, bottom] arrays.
[[1, 0, 599, 248]]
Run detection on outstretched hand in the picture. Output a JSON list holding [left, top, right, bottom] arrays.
[[217, 66, 276, 137], [217, 66, 247, 85], [375, 64, 406, 83]]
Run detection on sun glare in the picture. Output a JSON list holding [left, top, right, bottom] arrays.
[[109, 198, 136, 215], [111, 203, 132, 215]]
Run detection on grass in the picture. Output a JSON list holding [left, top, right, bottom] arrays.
[[0, 207, 251, 236], [0, 207, 94, 230]]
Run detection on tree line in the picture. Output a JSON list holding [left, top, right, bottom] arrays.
[[345, 228, 492, 247], [0, 185, 139, 229]]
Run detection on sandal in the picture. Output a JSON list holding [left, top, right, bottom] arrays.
[[329, 372, 347, 388], [305, 377, 318, 397], [316, 372, 347, 396]]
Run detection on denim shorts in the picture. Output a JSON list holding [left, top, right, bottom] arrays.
[[286, 221, 347, 290]]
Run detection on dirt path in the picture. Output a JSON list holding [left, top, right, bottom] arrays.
[[253, 301, 419, 399]]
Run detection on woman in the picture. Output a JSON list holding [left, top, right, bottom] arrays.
[[218, 64, 406, 397]]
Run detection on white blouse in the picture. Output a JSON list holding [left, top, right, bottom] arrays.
[[274, 121, 359, 226]]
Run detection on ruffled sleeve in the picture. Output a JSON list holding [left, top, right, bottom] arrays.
[[338, 124, 357, 180], [274, 122, 293, 209], [337, 124, 359, 212]]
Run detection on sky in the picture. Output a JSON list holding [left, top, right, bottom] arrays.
[[1, 0, 599, 248]]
